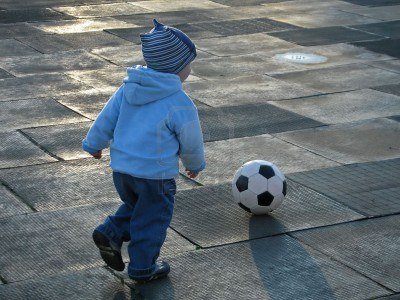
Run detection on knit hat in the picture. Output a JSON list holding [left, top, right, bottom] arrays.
[[140, 19, 197, 74]]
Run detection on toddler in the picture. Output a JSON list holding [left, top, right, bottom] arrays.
[[82, 19, 205, 282]]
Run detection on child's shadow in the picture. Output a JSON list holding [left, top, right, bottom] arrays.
[[249, 215, 336, 300]]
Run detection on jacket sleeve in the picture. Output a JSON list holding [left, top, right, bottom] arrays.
[[171, 101, 206, 173], [82, 86, 124, 154]]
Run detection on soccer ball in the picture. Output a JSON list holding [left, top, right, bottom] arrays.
[[232, 160, 287, 215]]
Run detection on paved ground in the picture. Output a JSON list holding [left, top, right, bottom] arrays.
[[0, 0, 399, 299]]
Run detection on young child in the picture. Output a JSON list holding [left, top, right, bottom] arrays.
[[82, 19, 206, 282]]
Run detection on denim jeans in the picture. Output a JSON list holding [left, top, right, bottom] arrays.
[[95, 172, 176, 277]]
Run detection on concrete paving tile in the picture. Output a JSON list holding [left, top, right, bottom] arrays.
[[199, 103, 323, 142], [342, 0, 400, 7], [0, 98, 87, 132], [272, 64, 400, 93], [276, 118, 400, 164], [211, 0, 287, 5], [0, 158, 198, 211], [0, 268, 133, 300], [365, 59, 400, 73], [269, 26, 382, 46], [0, 74, 96, 101], [54, 3, 150, 18], [184, 75, 320, 107], [192, 33, 298, 57], [66, 66, 126, 93], [15, 33, 75, 53], [0, 23, 45, 39], [352, 38, 400, 59], [21, 122, 95, 160], [131, 0, 228, 13], [288, 158, 400, 216], [341, 5, 400, 21], [32, 18, 135, 34], [261, 0, 362, 11], [171, 181, 363, 247], [0, 8, 73, 23], [373, 83, 400, 96], [267, 8, 381, 28], [55, 90, 110, 120], [269, 89, 400, 124], [60, 31, 133, 50], [131, 235, 389, 300], [91, 45, 147, 67], [195, 18, 300, 36], [187, 134, 339, 185], [351, 20, 400, 39], [0, 131, 57, 168], [0, 183, 31, 219], [0, 50, 109, 76], [292, 215, 400, 291], [0, 39, 39, 57], [0, 202, 195, 282]]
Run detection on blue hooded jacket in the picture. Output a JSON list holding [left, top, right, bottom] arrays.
[[82, 65, 206, 179]]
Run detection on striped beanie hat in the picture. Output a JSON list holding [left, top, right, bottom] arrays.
[[140, 19, 197, 74]]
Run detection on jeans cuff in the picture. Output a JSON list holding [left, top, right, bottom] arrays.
[[95, 223, 123, 248], [128, 264, 157, 278]]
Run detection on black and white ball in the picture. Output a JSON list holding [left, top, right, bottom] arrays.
[[232, 160, 287, 215]]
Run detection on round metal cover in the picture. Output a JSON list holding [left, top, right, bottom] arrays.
[[274, 52, 327, 64]]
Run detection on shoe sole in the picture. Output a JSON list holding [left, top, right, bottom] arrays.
[[92, 230, 125, 272], [134, 272, 169, 284]]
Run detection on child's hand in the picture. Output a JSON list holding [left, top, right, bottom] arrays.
[[92, 150, 102, 159], [186, 169, 198, 179]]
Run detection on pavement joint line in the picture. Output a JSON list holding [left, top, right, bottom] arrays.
[[89, 51, 120, 67], [363, 61, 400, 75], [51, 95, 93, 121], [168, 225, 203, 250], [0, 179, 37, 213], [337, 9, 386, 22], [17, 119, 92, 131], [371, 292, 400, 300], [287, 232, 397, 294], [17, 129, 65, 161], [13, 37, 45, 55], [343, 25, 391, 40], [102, 29, 138, 43], [0, 67, 15, 79]]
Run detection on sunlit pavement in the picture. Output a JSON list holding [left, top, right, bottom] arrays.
[[0, 0, 400, 299]]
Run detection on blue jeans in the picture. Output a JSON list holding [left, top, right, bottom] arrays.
[[95, 172, 176, 277]]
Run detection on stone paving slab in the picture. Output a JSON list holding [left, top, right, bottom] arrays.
[[0, 183, 31, 219], [0, 98, 88, 132], [365, 59, 400, 73], [261, 0, 362, 12], [21, 122, 95, 160], [54, 3, 150, 18], [0, 8, 74, 23], [171, 181, 363, 247], [32, 18, 135, 34], [292, 214, 400, 291], [131, 235, 389, 300], [268, 26, 382, 46], [0, 131, 57, 168], [0, 0, 128, 9], [91, 45, 147, 67], [275, 118, 400, 164], [184, 75, 320, 107], [341, 0, 400, 6], [373, 83, 400, 97], [195, 33, 298, 57], [0, 202, 195, 283], [341, 4, 400, 21], [66, 66, 125, 93], [0, 74, 96, 101], [186, 134, 339, 185], [266, 8, 381, 28], [131, 0, 228, 13], [0, 50, 109, 76], [199, 103, 323, 142], [196, 18, 300, 36], [0, 158, 198, 212], [352, 38, 400, 59], [272, 64, 400, 93], [269, 89, 400, 124], [0, 23, 45, 38], [351, 20, 400, 39], [0, 267, 132, 300], [0, 39, 40, 57], [288, 158, 400, 216]]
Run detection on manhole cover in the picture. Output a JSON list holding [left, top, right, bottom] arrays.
[[274, 52, 327, 64]]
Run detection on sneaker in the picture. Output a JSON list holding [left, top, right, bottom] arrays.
[[130, 261, 170, 283], [92, 229, 125, 271]]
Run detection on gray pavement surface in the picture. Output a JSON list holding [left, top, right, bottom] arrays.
[[0, 0, 399, 299]]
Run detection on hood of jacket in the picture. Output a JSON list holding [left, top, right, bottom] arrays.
[[122, 65, 182, 105]]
